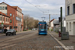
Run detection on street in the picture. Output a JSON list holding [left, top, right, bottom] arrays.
[[0, 31, 64, 50]]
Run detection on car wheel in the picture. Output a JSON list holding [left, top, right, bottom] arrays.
[[15, 33, 16, 35], [12, 33, 13, 35], [6, 34, 8, 36]]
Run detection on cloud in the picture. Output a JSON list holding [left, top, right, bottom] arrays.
[[27, 0, 33, 2], [2, 0, 65, 21]]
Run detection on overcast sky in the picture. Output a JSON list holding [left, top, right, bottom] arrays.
[[1, 0, 65, 22]]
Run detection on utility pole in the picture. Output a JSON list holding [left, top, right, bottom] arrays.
[[60, 7, 62, 33], [49, 14, 50, 27], [13, 15, 14, 29], [44, 13, 59, 31]]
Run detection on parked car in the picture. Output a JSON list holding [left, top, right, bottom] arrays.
[[6, 29, 16, 36], [32, 28, 36, 30]]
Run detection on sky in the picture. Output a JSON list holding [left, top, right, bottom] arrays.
[[0, 0, 65, 22]]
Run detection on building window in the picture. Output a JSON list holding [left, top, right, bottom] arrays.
[[73, 4, 75, 13], [0, 6, 2, 10], [3, 17, 4, 21], [8, 18, 9, 22], [67, 6, 70, 15], [5, 13, 7, 15], [10, 13, 12, 16], [0, 17, 2, 21], [5, 7, 7, 10], [14, 26, 17, 28], [3, 7, 4, 10], [6, 18, 8, 22], [10, 26, 12, 29], [10, 20, 12, 23]]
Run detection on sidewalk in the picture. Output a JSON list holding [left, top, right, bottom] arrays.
[[49, 31, 75, 50]]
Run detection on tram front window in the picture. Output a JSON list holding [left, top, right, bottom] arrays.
[[39, 24, 46, 29]]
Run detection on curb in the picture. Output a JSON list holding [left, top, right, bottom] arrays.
[[49, 33, 69, 50]]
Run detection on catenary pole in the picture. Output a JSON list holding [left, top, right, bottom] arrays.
[[60, 7, 62, 33]]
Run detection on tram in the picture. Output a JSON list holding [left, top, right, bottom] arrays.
[[38, 21, 47, 35]]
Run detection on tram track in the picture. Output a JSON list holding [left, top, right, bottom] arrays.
[[0, 31, 65, 50], [0, 31, 38, 49], [0, 31, 35, 43]]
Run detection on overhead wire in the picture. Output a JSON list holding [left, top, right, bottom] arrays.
[[25, 0, 44, 13]]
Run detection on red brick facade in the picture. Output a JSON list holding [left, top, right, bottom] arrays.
[[0, 2, 24, 31], [7, 5, 17, 29], [0, 12, 10, 29]]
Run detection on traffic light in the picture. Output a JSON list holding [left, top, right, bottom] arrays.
[[59, 17, 61, 22]]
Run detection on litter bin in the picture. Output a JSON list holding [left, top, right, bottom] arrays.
[[59, 31, 61, 37], [61, 32, 69, 40]]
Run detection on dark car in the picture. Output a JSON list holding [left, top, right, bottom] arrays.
[[6, 29, 16, 36]]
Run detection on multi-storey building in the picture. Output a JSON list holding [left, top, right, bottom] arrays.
[[0, 2, 23, 32], [65, 0, 75, 35], [0, 12, 10, 30]]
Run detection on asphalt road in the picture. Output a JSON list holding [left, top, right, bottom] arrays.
[[0, 30, 64, 50]]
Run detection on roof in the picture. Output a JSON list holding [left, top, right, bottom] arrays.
[[0, 12, 10, 18], [53, 19, 59, 24], [12, 6, 22, 11], [50, 19, 55, 22], [0, 2, 23, 15], [0, 2, 16, 10]]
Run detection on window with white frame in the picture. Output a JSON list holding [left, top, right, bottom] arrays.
[[6, 18, 8, 22], [0, 6, 2, 10], [0, 17, 2, 21], [3, 16, 4, 21]]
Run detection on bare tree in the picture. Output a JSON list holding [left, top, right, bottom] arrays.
[[23, 15, 39, 30]]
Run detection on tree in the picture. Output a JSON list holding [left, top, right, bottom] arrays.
[[23, 15, 39, 30]]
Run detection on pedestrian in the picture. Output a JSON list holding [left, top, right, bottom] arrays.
[[4, 28, 7, 33]]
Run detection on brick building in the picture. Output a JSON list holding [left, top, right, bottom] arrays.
[[0, 2, 23, 32]]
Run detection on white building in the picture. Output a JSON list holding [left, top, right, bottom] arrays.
[[65, 0, 75, 35], [50, 19, 54, 28]]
